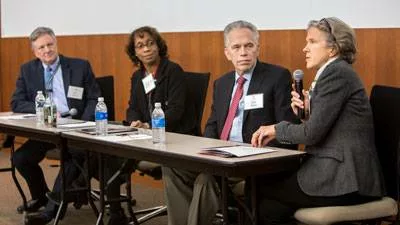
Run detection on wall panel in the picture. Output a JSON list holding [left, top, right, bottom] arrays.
[[1, 29, 399, 131]]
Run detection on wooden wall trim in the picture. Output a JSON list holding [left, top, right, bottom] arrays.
[[1, 29, 399, 131], [0, 2, 2, 109]]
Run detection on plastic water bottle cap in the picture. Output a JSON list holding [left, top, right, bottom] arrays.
[[98, 97, 104, 102], [154, 102, 161, 107]]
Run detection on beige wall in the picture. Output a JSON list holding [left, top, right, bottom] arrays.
[[1, 29, 400, 131]]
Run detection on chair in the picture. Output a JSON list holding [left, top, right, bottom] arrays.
[[45, 75, 121, 207], [46, 75, 116, 162], [133, 71, 210, 223], [183, 71, 211, 136], [46, 75, 115, 161], [294, 85, 400, 225], [95, 76, 115, 121]]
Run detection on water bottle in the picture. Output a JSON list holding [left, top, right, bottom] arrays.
[[35, 91, 45, 123], [152, 102, 166, 144], [43, 92, 57, 126], [95, 97, 108, 135]]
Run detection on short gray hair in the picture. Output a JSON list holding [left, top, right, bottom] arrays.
[[307, 17, 357, 64], [29, 27, 56, 47], [223, 20, 259, 47]]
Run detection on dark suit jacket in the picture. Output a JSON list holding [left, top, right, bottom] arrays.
[[11, 55, 100, 121], [126, 58, 195, 134], [204, 61, 297, 146], [276, 59, 384, 197]]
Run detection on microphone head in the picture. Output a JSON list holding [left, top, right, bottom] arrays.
[[293, 69, 304, 81], [70, 108, 78, 116]]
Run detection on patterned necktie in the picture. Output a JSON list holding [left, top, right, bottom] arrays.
[[220, 76, 246, 140], [45, 66, 53, 91]]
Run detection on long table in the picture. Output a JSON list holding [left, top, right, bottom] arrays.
[[0, 112, 99, 225], [0, 112, 305, 225], [62, 129, 305, 225]]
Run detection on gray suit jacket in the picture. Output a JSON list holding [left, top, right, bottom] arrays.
[[276, 59, 384, 197]]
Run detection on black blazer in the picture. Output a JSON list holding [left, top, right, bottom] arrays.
[[204, 61, 297, 146], [126, 58, 195, 134], [11, 55, 100, 121]]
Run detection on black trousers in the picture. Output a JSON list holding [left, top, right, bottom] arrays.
[[246, 171, 379, 225], [12, 139, 85, 213]]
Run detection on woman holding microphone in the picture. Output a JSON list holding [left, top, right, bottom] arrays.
[[251, 17, 384, 225]]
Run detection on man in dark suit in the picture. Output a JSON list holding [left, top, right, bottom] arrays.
[[162, 20, 297, 225], [11, 27, 100, 225]]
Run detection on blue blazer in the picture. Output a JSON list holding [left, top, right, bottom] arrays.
[[11, 55, 100, 121]]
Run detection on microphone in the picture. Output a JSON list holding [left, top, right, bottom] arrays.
[[60, 108, 78, 118], [293, 69, 305, 119]]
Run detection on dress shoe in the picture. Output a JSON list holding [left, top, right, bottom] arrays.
[[17, 198, 48, 214], [108, 210, 129, 225], [24, 212, 52, 225]]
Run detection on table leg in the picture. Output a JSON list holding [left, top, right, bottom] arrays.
[[125, 172, 139, 225], [86, 151, 100, 217], [53, 138, 67, 225], [251, 176, 258, 225], [96, 153, 105, 225], [221, 177, 229, 225], [53, 202, 66, 225], [10, 142, 28, 211]]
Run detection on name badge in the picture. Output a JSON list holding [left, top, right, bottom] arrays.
[[244, 93, 264, 110], [67, 86, 84, 100], [142, 74, 156, 94]]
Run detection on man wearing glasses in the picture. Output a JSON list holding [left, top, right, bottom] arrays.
[[12, 26, 100, 224]]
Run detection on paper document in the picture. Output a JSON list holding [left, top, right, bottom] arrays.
[[77, 127, 138, 135], [0, 114, 36, 120], [200, 146, 277, 158], [93, 133, 152, 142], [57, 121, 96, 129]]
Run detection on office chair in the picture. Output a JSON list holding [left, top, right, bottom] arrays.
[[89, 75, 136, 204], [132, 71, 210, 223], [46, 75, 116, 163], [294, 85, 400, 225], [96, 76, 115, 122], [44, 75, 134, 210]]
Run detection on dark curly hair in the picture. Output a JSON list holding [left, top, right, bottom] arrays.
[[125, 26, 168, 68]]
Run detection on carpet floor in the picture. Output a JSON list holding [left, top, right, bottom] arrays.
[[0, 148, 167, 225]]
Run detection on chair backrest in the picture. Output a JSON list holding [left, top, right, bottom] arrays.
[[184, 72, 210, 136], [96, 76, 115, 121], [370, 85, 400, 200]]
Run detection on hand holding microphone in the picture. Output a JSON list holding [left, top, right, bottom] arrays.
[[292, 70, 306, 119]]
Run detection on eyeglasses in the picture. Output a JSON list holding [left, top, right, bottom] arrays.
[[135, 40, 156, 50], [319, 18, 336, 42]]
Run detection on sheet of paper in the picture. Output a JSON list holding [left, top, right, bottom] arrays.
[[200, 146, 277, 157], [93, 133, 152, 142], [0, 114, 36, 120], [57, 121, 96, 128]]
